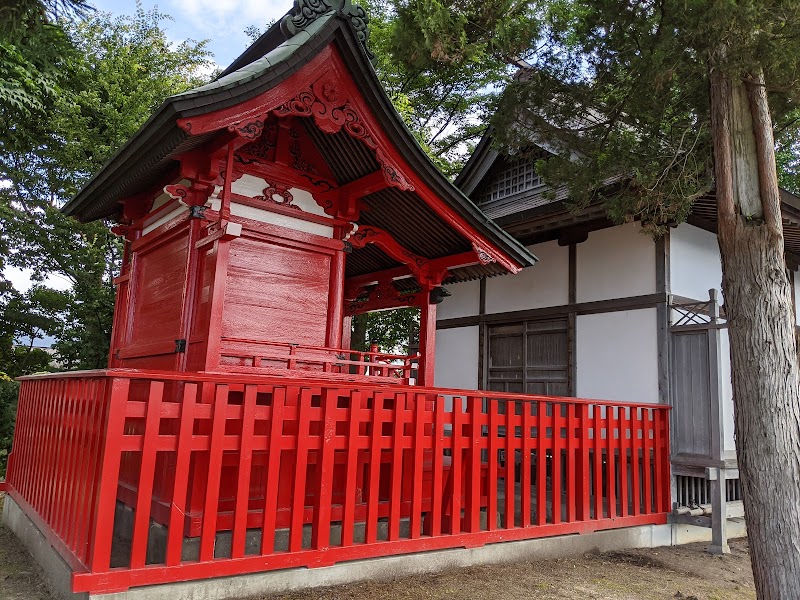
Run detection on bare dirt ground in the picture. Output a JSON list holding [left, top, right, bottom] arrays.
[[0, 493, 754, 600]]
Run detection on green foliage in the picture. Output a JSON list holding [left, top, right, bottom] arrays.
[[0, 5, 213, 374], [0, 375, 19, 478], [366, 308, 419, 354], [365, 0, 537, 175], [400, 0, 800, 232]]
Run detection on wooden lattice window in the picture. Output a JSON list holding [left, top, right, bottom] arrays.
[[478, 159, 543, 205], [485, 318, 571, 396]]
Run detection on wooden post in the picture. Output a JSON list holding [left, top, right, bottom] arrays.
[[707, 288, 730, 554], [418, 291, 437, 386], [326, 240, 347, 349]]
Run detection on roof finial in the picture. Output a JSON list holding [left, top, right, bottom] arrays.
[[281, 0, 375, 64]]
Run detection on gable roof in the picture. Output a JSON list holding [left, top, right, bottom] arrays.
[[63, 3, 536, 275]]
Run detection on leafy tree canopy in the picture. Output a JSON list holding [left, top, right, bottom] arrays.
[[0, 4, 213, 375]]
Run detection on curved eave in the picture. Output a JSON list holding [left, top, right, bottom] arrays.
[[454, 127, 499, 196], [64, 13, 536, 271]]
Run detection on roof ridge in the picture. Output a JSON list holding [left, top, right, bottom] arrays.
[[281, 0, 375, 64]]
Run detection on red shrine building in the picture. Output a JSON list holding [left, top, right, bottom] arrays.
[[2, 2, 672, 598]]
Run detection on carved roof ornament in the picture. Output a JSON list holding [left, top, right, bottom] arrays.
[[472, 242, 497, 265], [280, 0, 375, 64]]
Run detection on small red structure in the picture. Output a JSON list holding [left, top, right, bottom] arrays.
[[3, 2, 671, 596]]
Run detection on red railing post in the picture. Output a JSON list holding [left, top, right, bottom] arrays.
[[166, 382, 198, 566], [88, 377, 129, 573]]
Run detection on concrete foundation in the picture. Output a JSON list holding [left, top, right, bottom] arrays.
[[2, 494, 746, 600]]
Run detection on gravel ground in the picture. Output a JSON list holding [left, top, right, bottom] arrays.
[[0, 493, 754, 600]]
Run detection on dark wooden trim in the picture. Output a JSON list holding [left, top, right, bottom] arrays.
[[568, 244, 577, 304], [656, 232, 671, 405], [437, 292, 668, 330], [568, 243, 577, 396], [478, 277, 487, 390], [791, 269, 797, 326]]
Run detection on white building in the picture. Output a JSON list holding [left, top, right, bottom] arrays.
[[434, 132, 800, 542]]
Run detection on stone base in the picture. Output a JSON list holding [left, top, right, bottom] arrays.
[[3, 494, 747, 600]]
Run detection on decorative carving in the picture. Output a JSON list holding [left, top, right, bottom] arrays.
[[236, 120, 279, 164], [257, 182, 298, 210], [287, 127, 335, 192], [163, 184, 189, 202], [281, 0, 375, 64], [472, 242, 497, 265], [228, 118, 265, 140], [273, 76, 414, 192]]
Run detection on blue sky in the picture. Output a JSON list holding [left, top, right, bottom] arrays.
[[92, 0, 289, 68]]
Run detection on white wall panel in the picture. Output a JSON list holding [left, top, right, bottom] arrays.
[[437, 279, 480, 320], [794, 272, 800, 326], [576, 223, 655, 303], [670, 224, 722, 302], [434, 326, 479, 390], [719, 329, 736, 454], [485, 240, 569, 313], [576, 308, 659, 404]]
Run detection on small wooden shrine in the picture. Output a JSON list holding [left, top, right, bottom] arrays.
[[64, 0, 535, 387]]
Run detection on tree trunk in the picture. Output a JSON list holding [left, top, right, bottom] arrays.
[[710, 67, 800, 597], [351, 313, 368, 352]]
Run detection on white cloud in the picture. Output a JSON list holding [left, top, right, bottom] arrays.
[[165, 0, 287, 65]]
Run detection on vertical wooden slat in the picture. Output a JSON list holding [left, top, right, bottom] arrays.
[[78, 379, 105, 564], [566, 403, 578, 523], [199, 384, 229, 562], [593, 404, 604, 519], [388, 392, 405, 541], [260, 387, 286, 555], [450, 397, 463, 535], [410, 392, 425, 539], [231, 384, 258, 558], [131, 381, 165, 568], [660, 408, 672, 513], [88, 377, 129, 573], [631, 406, 642, 516], [643, 409, 653, 514], [289, 389, 312, 553], [653, 408, 664, 514], [536, 401, 548, 525], [342, 390, 362, 547], [166, 383, 198, 566], [431, 395, 445, 537], [619, 406, 630, 518], [311, 387, 337, 550], [42, 378, 65, 523], [606, 405, 617, 519], [54, 379, 77, 540], [466, 396, 481, 533], [579, 403, 591, 521], [64, 379, 91, 552], [504, 400, 516, 529], [486, 398, 499, 532], [521, 400, 532, 527], [365, 391, 384, 544], [552, 402, 563, 525]]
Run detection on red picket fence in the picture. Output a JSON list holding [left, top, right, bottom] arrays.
[[5, 370, 670, 594]]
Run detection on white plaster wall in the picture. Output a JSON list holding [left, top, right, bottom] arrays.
[[670, 224, 723, 302], [575, 308, 659, 404], [576, 223, 655, 303], [719, 329, 736, 454], [434, 326, 479, 390], [437, 279, 480, 320], [485, 240, 569, 313], [794, 272, 800, 326]]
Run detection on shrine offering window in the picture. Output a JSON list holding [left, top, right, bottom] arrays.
[[486, 318, 571, 396], [478, 159, 543, 205]]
